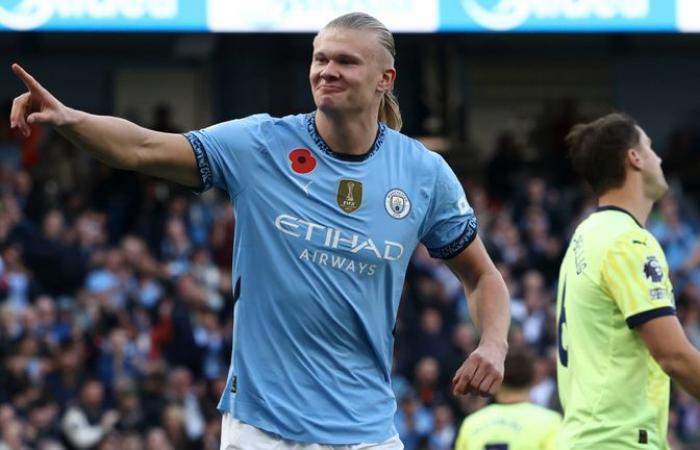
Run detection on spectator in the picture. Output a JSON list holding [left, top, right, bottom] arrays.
[[192, 310, 225, 380], [144, 428, 173, 450], [165, 368, 205, 446], [139, 361, 167, 431], [113, 378, 145, 434], [0, 419, 29, 450], [394, 392, 432, 450], [189, 248, 223, 312], [412, 308, 451, 363], [512, 270, 555, 353], [0, 243, 34, 311], [649, 194, 697, 279], [45, 340, 87, 410], [25, 398, 62, 447], [427, 404, 456, 450], [530, 350, 558, 409], [60, 380, 119, 450], [96, 327, 143, 391], [413, 357, 444, 407]]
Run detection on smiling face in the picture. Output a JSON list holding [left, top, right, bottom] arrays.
[[309, 27, 395, 118]]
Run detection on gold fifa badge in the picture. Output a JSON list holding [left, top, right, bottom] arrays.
[[337, 179, 363, 213]]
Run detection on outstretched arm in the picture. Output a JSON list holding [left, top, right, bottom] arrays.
[[9, 63, 199, 187], [446, 235, 510, 396]]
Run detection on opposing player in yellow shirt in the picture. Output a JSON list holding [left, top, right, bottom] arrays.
[[454, 348, 561, 450], [557, 113, 700, 449]]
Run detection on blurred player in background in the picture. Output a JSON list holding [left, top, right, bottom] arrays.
[[454, 348, 561, 450], [9, 12, 510, 450], [557, 113, 700, 449]]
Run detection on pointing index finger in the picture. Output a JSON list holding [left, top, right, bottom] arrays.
[[12, 63, 46, 95]]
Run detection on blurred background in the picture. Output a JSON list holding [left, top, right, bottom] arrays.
[[1, 1, 700, 449]]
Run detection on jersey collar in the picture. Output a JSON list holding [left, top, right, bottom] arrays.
[[595, 205, 644, 228], [304, 112, 386, 162]]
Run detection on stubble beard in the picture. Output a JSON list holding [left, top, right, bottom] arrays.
[[646, 172, 669, 202]]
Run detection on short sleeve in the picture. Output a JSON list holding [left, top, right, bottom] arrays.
[[601, 233, 676, 329], [184, 114, 270, 197], [420, 155, 478, 259]]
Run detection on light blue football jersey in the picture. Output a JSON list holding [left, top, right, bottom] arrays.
[[184, 112, 477, 444]]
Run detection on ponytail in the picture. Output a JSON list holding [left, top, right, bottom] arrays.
[[379, 90, 402, 131]]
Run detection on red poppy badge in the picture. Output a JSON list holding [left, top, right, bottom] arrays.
[[289, 148, 317, 174]]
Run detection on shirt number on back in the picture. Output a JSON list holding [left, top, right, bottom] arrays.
[[558, 279, 569, 367], [485, 445, 509, 450]]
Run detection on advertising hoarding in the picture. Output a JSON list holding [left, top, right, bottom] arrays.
[[0, 0, 696, 32], [0, 0, 206, 31], [439, 0, 677, 32], [206, 0, 438, 33]]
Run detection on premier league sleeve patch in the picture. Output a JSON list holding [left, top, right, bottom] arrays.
[[643, 255, 669, 301], [643, 256, 664, 283]]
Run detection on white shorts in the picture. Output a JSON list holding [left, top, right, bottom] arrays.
[[220, 413, 404, 450]]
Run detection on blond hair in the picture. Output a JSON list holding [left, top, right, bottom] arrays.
[[323, 12, 403, 131]]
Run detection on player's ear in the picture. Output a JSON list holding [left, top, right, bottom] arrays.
[[378, 67, 396, 93], [627, 148, 644, 171]]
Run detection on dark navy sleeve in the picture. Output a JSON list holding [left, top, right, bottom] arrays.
[[626, 307, 676, 329]]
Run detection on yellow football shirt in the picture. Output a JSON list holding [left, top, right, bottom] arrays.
[[454, 402, 562, 450], [556, 206, 675, 449]]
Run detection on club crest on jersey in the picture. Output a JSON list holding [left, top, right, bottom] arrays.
[[385, 189, 411, 219], [337, 179, 363, 213], [643, 256, 663, 283]]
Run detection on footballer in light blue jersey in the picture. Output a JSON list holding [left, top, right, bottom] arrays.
[[9, 11, 509, 450], [185, 112, 477, 444]]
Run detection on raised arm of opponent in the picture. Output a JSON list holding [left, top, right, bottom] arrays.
[[9, 63, 199, 188]]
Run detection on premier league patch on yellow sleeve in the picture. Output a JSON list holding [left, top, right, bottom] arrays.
[[643, 256, 663, 283], [643, 255, 669, 301]]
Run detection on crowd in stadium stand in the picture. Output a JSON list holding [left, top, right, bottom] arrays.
[[0, 102, 700, 450]]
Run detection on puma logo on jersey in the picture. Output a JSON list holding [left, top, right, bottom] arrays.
[[291, 178, 313, 195], [300, 180, 313, 195]]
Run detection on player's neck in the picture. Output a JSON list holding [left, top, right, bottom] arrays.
[[495, 388, 530, 404], [315, 110, 379, 156], [598, 185, 653, 227]]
